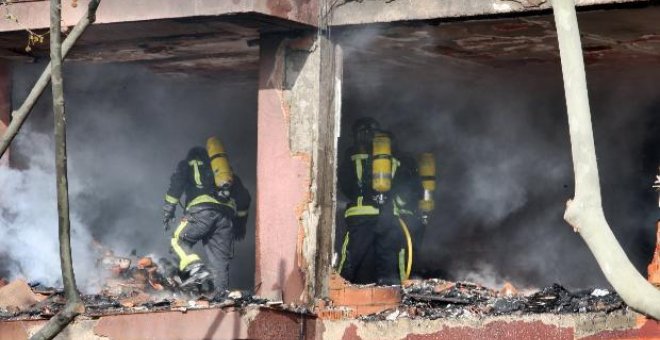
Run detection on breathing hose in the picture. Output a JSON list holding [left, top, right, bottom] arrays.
[[398, 217, 413, 281]]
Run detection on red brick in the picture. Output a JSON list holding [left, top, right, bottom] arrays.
[[329, 288, 346, 305], [329, 273, 349, 289], [371, 287, 401, 304], [341, 287, 373, 305], [0, 280, 38, 311]]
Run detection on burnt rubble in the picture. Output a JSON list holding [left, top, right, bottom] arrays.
[[361, 279, 625, 321], [0, 262, 626, 322], [0, 253, 271, 321]]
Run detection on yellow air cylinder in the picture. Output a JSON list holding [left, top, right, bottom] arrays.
[[206, 136, 233, 188], [372, 132, 392, 193], [418, 152, 436, 213]]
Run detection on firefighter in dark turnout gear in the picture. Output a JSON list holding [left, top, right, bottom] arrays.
[[338, 118, 382, 283], [338, 118, 424, 285], [163, 142, 250, 298]]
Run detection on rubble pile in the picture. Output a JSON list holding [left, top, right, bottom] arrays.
[[0, 253, 269, 321], [365, 279, 625, 320]]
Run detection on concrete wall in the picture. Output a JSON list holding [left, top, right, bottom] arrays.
[[0, 0, 318, 33], [2, 308, 658, 339], [254, 29, 342, 304], [322, 313, 660, 340], [255, 32, 341, 304], [329, 0, 644, 26], [0, 307, 319, 340]]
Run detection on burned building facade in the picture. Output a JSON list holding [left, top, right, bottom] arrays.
[[0, 0, 659, 338]]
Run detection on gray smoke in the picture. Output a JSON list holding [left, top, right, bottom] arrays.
[[1, 62, 257, 291], [338, 27, 659, 289], [0, 131, 97, 289]]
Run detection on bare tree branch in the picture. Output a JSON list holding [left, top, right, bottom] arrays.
[[551, 0, 660, 319], [0, 0, 100, 158], [30, 1, 101, 339]]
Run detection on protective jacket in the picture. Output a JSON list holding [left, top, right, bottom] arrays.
[[338, 146, 380, 219], [164, 147, 251, 239], [338, 144, 423, 284]]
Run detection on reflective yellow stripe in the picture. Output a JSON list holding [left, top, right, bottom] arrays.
[[351, 154, 369, 161], [186, 194, 237, 212], [338, 232, 350, 273], [170, 220, 201, 271], [351, 154, 369, 183], [236, 210, 248, 217], [344, 196, 379, 218], [173, 220, 187, 239], [165, 194, 179, 205], [188, 160, 203, 188], [345, 206, 379, 217], [393, 195, 413, 217], [393, 204, 413, 217], [392, 158, 400, 179]]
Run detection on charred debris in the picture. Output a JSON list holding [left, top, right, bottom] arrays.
[[0, 250, 277, 321], [359, 279, 625, 321], [0, 253, 627, 322]]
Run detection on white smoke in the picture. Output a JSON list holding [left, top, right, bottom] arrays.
[[0, 130, 98, 291], [2, 62, 258, 291]]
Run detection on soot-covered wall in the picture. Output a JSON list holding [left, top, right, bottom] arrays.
[[0, 62, 257, 292], [338, 57, 660, 289]]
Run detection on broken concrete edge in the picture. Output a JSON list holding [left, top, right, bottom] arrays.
[[328, 0, 645, 27], [0, 305, 310, 339], [0, 0, 320, 33], [2, 305, 657, 340], [322, 311, 660, 340]]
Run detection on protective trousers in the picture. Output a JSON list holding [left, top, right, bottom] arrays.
[[339, 213, 403, 285], [171, 206, 234, 292]]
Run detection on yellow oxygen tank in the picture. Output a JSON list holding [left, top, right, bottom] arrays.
[[206, 136, 233, 188], [372, 132, 392, 193], [418, 153, 436, 213]]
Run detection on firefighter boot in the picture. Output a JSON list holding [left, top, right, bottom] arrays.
[[180, 262, 214, 294]]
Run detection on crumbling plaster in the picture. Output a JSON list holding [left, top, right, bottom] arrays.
[[0, 307, 318, 340], [320, 312, 658, 340], [255, 31, 341, 304]]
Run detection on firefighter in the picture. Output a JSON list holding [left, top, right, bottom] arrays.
[[162, 139, 250, 300], [338, 118, 423, 285]]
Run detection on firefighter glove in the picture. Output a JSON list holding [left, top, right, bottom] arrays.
[[163, 203, 176, 225]]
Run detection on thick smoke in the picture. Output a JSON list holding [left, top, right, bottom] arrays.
[[0, 131, 96, 288], [338, 27, 659, 289], [2, 62, 257, 291]]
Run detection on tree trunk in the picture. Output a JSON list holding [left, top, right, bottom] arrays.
[[551, 0, 660, 319], [0, 0, 100, 158], [30, 1, 100, 339]]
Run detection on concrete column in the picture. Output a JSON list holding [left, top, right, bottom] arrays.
[[0, 63, 10, 166], [255, 33, 341, 304]]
